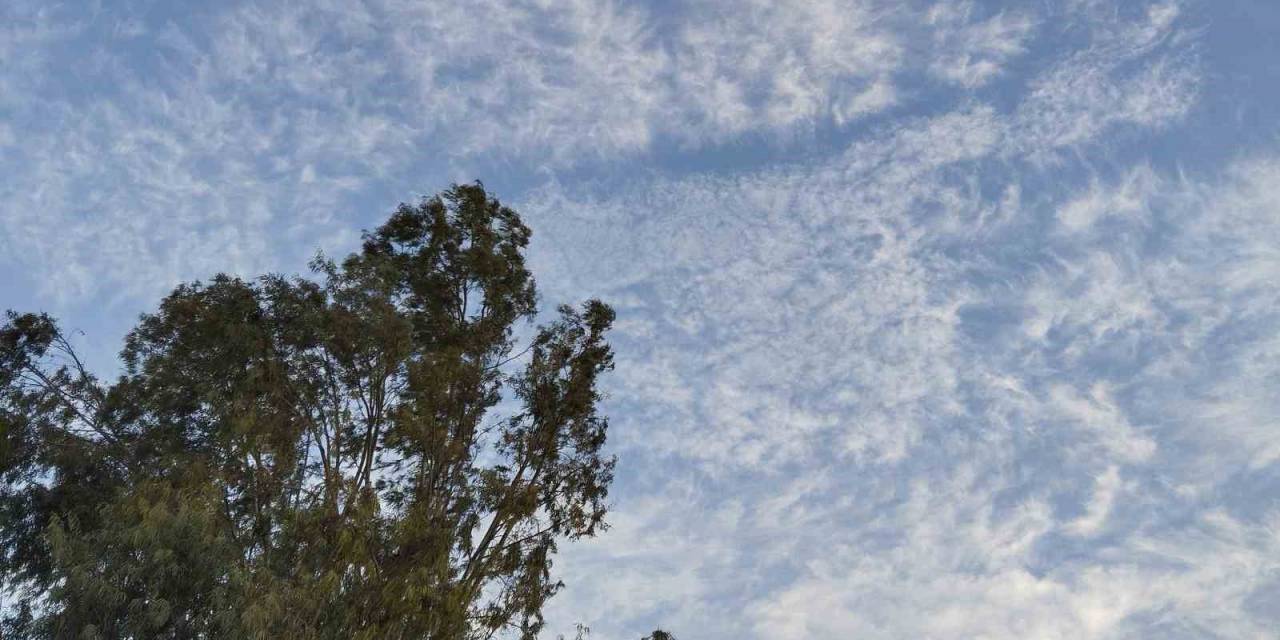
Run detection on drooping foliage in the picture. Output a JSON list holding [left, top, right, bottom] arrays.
[[1, 183, 618, 639]]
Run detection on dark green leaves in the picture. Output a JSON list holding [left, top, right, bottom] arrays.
[[1, 184, 618, 639]]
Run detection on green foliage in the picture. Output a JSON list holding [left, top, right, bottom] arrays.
[[1, 184, 619, 639], [642, 632, 676, 640]]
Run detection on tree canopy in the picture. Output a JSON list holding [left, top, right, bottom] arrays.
[[1, 184, 631, 639]]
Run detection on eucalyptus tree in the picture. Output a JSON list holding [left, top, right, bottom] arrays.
[[2, 183, 619, 639]]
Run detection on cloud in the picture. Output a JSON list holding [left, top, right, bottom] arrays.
[[0, 0, 959, 309], [528, 5, 1276, 636], [1, 0, 1199, 312], [925, 1, 1036, 89], [668, 0, 904, 136], [1066, 464, 1122, 536], [523, 0, 1203, 473], [1056, 165, 1160, 232], [1011, 1, 1199, 159], [381, 0, 669, 161], [0, 1, 409, 306], [521, 106, 993, 470]]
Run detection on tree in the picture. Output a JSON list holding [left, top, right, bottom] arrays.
[[1, 183, 619, 639], [557, 625, 675, 640]]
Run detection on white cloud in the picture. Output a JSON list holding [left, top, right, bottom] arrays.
[[0, 0, 1204, 312], [669, 0, 903, 135], [525, 6, 1280, 636], [521, 107, 999, 471], [1056, 165, 1160, 232], [380, 0, 915, 158], [382, 0, 668, 161], [925, 1, 1036, 89], [1048, 384, 1157, 463], [1066, 464, 1122, 536], [1012, 1, 1198, 159], [744, 489, 1280, 639]]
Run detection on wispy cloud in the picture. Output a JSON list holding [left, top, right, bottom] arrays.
[[925, 1, 1036, 89], [525, 3, 1275, 636]]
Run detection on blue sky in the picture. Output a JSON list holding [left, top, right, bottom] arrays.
[[3, 0, 1280, 637]]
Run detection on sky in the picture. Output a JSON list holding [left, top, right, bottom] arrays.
[[3, 0, 1280, 637]]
